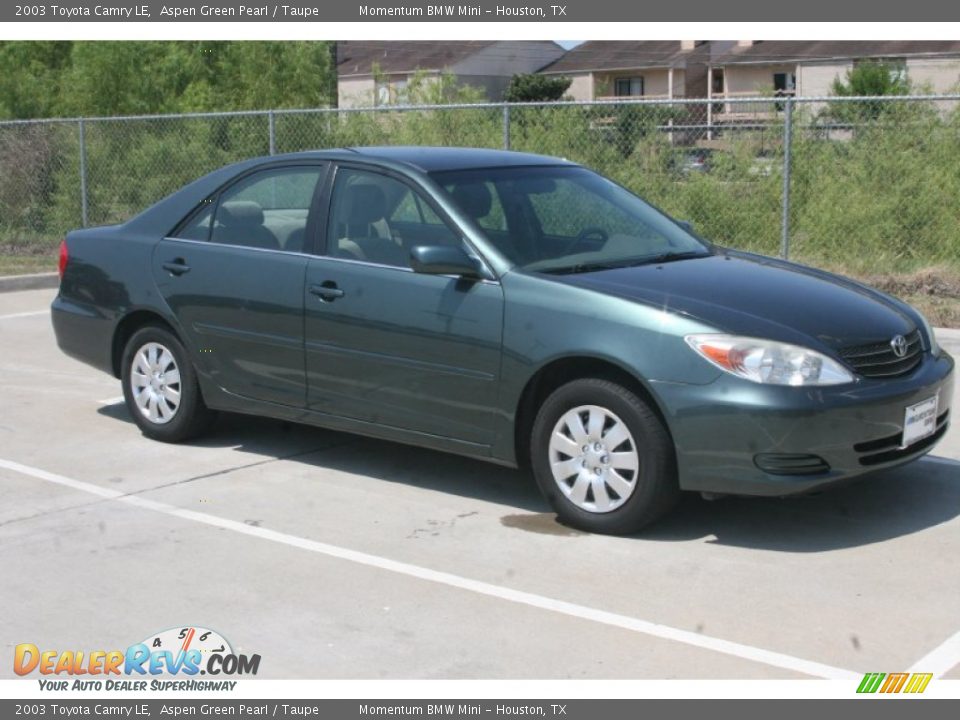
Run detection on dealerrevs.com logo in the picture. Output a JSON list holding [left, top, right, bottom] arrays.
[[14, 627, 260, 692]]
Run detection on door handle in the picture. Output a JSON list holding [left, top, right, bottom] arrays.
[[162, 258, 191, 276], [309, 283, 345, 301]]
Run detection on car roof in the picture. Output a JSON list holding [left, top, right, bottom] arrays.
[[273, 146, 577, 173]]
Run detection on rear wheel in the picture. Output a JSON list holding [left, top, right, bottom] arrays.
[[530, 378, 679, 535], [121, 325, 216, 442]]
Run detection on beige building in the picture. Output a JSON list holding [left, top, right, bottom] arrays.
[[709, 41, 960, 123], [336, 41, 566, 108], [537, 41, 711, 101]]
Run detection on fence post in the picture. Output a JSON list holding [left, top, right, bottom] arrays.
[[268, 110, 276, 155], [502, 105, 510, 150], [779, 97, 793, 260], [78, 119, 89, 228]]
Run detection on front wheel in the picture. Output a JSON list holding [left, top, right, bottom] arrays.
[[121, 325, 217, 443], [530, 378, 679, 535]]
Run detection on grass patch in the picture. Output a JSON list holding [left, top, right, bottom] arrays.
[[0, 253, 56, 276], [853, 266, 960, 329]]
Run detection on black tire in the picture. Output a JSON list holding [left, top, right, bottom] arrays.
[[530, 378, 679, 535], [121, 324, 217, 443]]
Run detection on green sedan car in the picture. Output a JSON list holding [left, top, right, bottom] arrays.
[[52, 147, 953, 534]]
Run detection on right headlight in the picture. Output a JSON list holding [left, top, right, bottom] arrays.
[[685, 334, 855, 386]]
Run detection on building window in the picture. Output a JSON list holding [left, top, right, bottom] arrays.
[[614, 77, 644, 97], [773, 72, 796, 112], [374, 77, 408, 106], [773, 72, 797, 96]]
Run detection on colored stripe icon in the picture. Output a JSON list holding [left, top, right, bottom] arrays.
[[857, 672, 933, 694]]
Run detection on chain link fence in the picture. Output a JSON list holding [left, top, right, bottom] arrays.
[[2, 95, 959, 278]]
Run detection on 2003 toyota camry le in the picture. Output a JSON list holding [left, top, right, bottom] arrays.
[[52, 147, 953, 534]]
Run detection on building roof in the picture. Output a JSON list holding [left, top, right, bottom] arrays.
[[337, 41, 500, 77], [539, 41, 706, 74], [716, 41, 960, 65]]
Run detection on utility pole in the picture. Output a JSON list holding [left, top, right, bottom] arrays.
[[328, 41, 339, 108]]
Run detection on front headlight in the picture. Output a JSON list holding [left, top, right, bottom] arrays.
[[916, 311, 940, 356], [685, 334, 854, 386]]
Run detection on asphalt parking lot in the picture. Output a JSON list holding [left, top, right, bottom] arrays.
[[2, 287, 959, 681]]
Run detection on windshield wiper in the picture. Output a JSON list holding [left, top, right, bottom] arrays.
[[541, 251, 710, 275], [634, 250, 711, 265], [539, 261, 629, 275]]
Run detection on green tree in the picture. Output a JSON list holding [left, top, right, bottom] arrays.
[[502, 74, 571, 103], [831, 60, 910, 97], [823, 61, 911, 124], [59, 42, 190, 116], [0, 41, 338, 119], [209, 42, 337, 111], [0, 42, 73, 119]]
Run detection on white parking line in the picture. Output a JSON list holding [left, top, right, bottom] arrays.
[[0, 310, 49, 320], [0, 456, 860, 680], [97, 396, 125, 405], [909, 629, 960, 677]]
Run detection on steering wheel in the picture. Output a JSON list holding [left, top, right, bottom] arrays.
[[561, 226, 609, 255]]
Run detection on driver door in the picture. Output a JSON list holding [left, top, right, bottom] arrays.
[[303, 165, 504, 448]]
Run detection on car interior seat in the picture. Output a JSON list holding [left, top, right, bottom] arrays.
[[336, 183, 407, 266], [215, 201, 280, 250], [451, 182, 529, 263]]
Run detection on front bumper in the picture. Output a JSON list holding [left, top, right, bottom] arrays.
[[654, 350, 954, 496]]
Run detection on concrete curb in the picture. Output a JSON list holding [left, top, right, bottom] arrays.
[[0, 273, 58, 293], [935, 327, 960, 338]]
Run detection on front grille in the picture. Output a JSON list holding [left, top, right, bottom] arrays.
[[839, 329, 923, 378]]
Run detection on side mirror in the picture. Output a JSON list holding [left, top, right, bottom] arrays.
[[409, 245, 485, 278], [676, 219, 695, 233]]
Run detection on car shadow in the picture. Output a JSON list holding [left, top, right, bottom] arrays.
[[642, 456, 960, 552], [98, 404, 960, 552], [97, 402, 547, 512]]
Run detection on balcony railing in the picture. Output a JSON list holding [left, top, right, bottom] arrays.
[[594, 93, 673, 102], [710, 90, 796, 118]]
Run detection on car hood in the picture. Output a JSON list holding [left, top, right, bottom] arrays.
[[545, 251, 915, 352]]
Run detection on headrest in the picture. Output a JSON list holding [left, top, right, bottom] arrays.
[[342, 184, 387, 225], [219, 200, 264, 226], [451, 183, 493, 219]]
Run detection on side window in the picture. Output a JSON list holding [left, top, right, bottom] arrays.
[[389, 191, 445, 226], [174, 201, 215, 241], [328, 167, 462, 268], [205, 167, 322, 252]]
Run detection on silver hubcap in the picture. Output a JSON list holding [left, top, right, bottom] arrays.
[[130, 342, 181, 425], [548, 405, 640, 513]]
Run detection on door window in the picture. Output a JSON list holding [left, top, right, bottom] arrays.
[[178, 167, 323, 252], [328, 167, 462, 268]]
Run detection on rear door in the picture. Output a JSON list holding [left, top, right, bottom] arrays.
[[302, 164, 504, 447], [153, 163, 328, 407]]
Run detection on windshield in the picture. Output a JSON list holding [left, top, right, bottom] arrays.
[[432, 165, 711, 274]]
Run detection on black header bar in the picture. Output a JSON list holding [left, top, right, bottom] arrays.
[[2, 0, 959, 22]]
